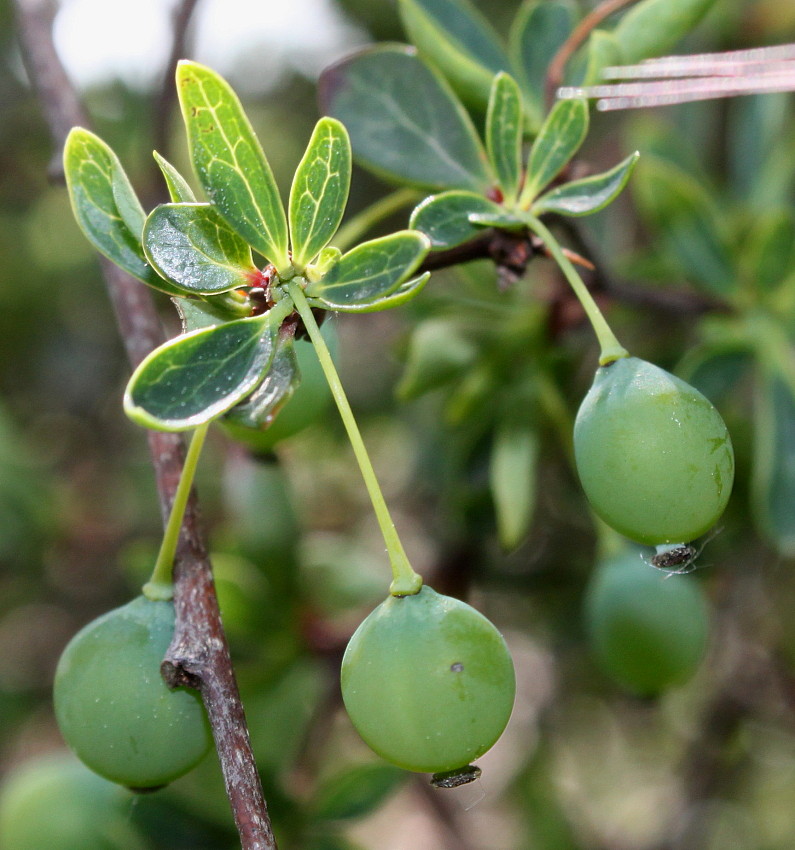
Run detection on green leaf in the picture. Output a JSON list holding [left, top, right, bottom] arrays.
[[320, 272, 430, 313], [633, 157, 735, 297], [319, 45, 492, 192], [486, 73, 523, 203], [176, 60, 290, 272], [223, 334, 298, 429], [520, 98, 589, 205], [613, 0, 718, 65], [153, 151, 197, 203], [304, 230, 429, 307], [741, 209, 795, 294], [753, 368, 795, 557], [490, 419, 539, 550], [397, 0, 513, 109], [676, 343, 751, 403], [289, 118, 352, 270], [509, 0, 576, 128], [174, 299, 225, 332], [410, 190, 504, 248], [468, 211, 528, 230], [579, 29, 621, 88], [397, 318, 477, 400], [531, 151, 639, 217], [124, 306, 288, 431], [312, 764, 405, 822], [63, 128, 174, 294], [143, 203, 257, 294]]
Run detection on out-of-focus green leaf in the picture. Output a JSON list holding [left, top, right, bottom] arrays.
[[520, 98, 589, 205], [633, 157, 735, 297], [312, 764, 406, 822], [486, 73, 523, 203], [223, 334, 298, 430], [397, 318, 477, 400], [410, 190, 504, 248], [741, 209, 795, 294], [490, 418, 539, 550], [753, 368, 795, 557], [531, 151, 639, 217], [143, 203, 257, 294], [304, 230, 429, 307], [319, 45, 492, 191], [63, 128, 176, 293], [579, 29, 621, 87], [176, 61, 290, 272], [508, 0, 576, 128], [398, 0, 512, 109], [676, 343, 752, 403], [613, 0, 718, 65], [289, 118, 352, 270], [153, 151, 197, 203], [124, 304, 289, 431], [468, 211, 528, 230]]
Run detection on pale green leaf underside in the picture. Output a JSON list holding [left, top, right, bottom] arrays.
[[532, 151, 639, 217], [410, 190, 503, 248], [310, 272, 430, 313], [486, 73, 523, 202], [176, 60, 289, 272], [143, 203, 256, 294], [289, 117, 352, 270]]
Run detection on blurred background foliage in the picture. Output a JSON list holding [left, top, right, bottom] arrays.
[[2, 0, 795, 848]]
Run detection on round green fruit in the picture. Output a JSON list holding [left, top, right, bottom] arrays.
[[341, 585, 515, 774], [585, 550, 710, 695], [0, 753, 143, 850], [54, 596, 212, 789], [574, 356, 734, 545]]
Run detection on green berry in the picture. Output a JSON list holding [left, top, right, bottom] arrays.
[[341, 585, 515, 774], [53, 596, 212, 789], [574, 356, 734, 545], [585, 550, 710, 695]]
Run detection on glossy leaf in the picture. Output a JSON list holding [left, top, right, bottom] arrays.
[[63, 128, 173, 293], [317, 272, 431, 313], [753, 368, 795, 557], [289, 118, 352, 270], [509, 0, 575, 128], [634, 157, 735, 297], [410, 190, 504, 248], [520, 98, 589, 205], [531, 151, 639, 217], [224, 334, 299, 430], [486, 73, 523, 203], [124, 307, 287, 431], [143, 203, 257, 294], [153, 152, 197, 203], [312, 763, 405, 821], [397, 0, 512, 109], [304, 231, 429, 306], [176, 61, 290, 272], [490, 419, 539, 550], [175, 299, 225, 333], [319, 45, 492, 192], [613, 0, 718, 65]]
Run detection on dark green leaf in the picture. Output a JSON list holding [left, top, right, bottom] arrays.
[[319, 45, 492, 192], [304, 230, 429, 306], [520, 98, 589, 205], [741, 209, 795, 294], [410, 190, 504, 248], [490, 419, 539, 550], [289, 118, 352, 270], [509, 0, 576, 128], [124, 305, 289, 431], [531, 151, 639, 217], [397, 318, 477, 400], [63, 128, 173, 293], [322, 272, 430, 313], [468, 211, 528, 230], [676, 344, 751, 403], [174, 298, 225, 332], [633, 157, 735, 297], [153, 151, 197, 203], [613, 0, 718, 65], [312, 764, 405, 822], [176, 61, 290, 272], [143, 203, 257, 294], [397, 0, 512, 108], [486, 73, 523, 203], [753, 368, 795, 557]]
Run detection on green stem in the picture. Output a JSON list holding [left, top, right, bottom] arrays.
[[287, 281, 422, 596], [525, 213, 628, 365], [334, 188, 422, 252], [143, 421, 210, 601]]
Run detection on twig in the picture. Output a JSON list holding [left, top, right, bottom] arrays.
[[14, 1, 277, 847]]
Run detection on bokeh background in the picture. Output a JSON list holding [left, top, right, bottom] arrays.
[[3, 0, 795, 848]]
